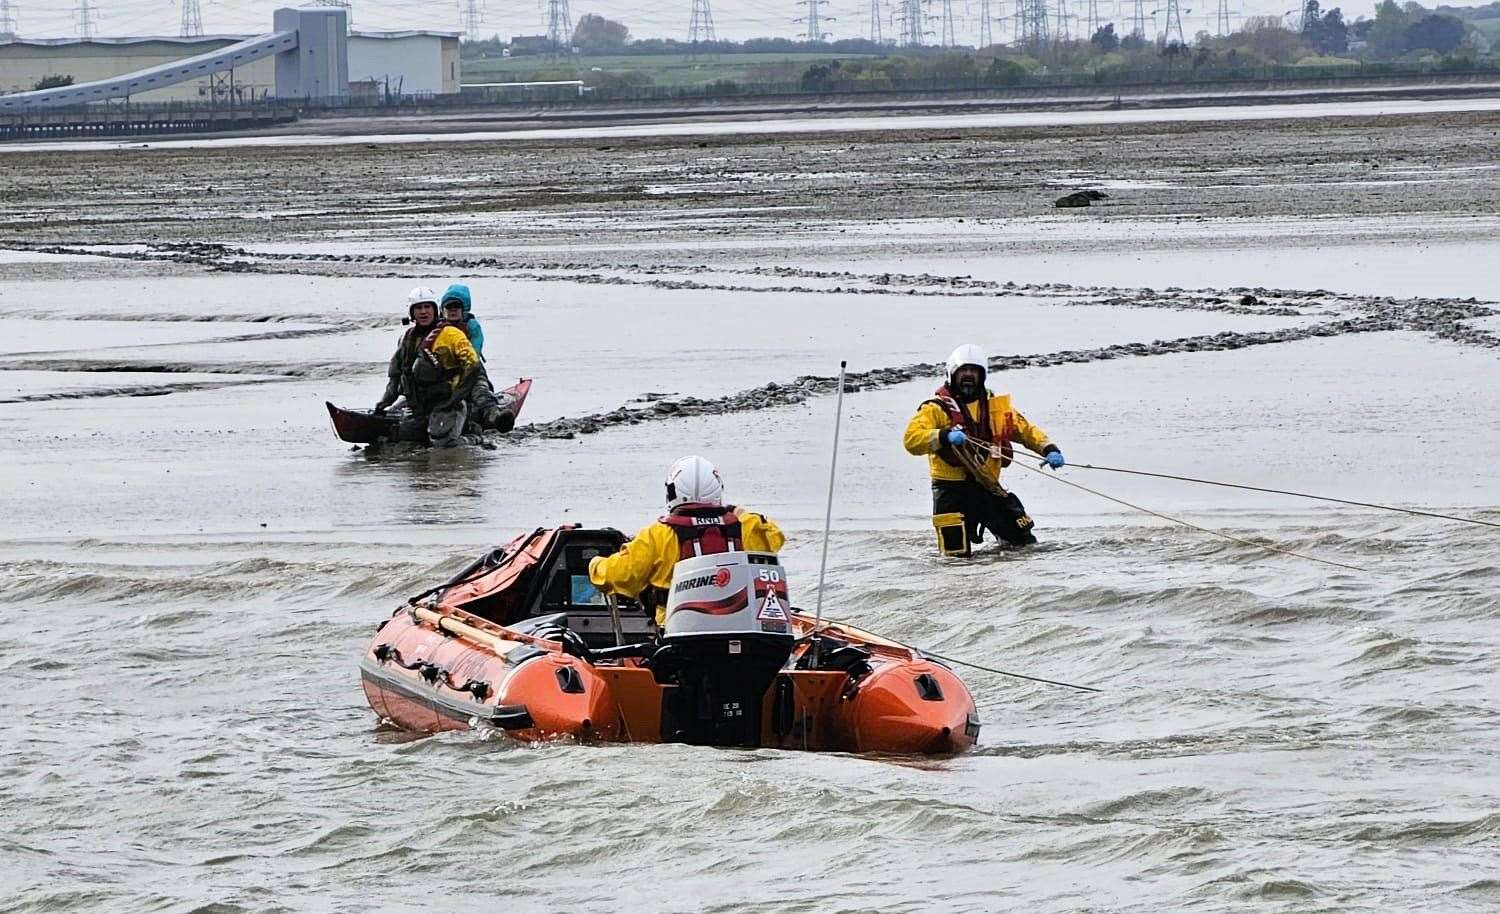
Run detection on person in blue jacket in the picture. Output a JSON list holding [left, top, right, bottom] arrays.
[[440, 283, 514, 432], [440, 284, 485, 355]]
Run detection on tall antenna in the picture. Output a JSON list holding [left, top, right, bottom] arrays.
[[458, 0, 483, 36], [1055, 0, 1070, 40], [979, 0, 991, 45], [1163, 0, 1184, 42], [1130, 0, 1146, 38], [689, 0, 716, 43], [868, 0, 882, 41], [545, 0, 571, 49], [1085, 0, 1099, 37], [939, 0, 955, 45], [75, 0, 97, 39], [180, 0, 202, 37], [795, 0, 831, 42], [1, 0, 18, 40]]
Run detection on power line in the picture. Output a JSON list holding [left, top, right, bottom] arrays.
[[868, 0, 881, 42], [1216, 0, 1234, 35], [1017, 0, 1047, 49], [545, 0, 570, 48], [978, 0, 991, 46], [1163, 0, 1184, 43], [793, 0, 830, 42], [74, 0, 97, 39], [688, 0, 715, 44], [897, 0, 925, 46], [179, 0, 201, 37], [1130, 0, 1146, 39], [457, 0, 482, 35]]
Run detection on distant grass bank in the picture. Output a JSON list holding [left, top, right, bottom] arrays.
[[461, 52, 881, 89]]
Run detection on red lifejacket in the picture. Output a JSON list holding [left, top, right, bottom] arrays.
[[927, 384, 1014, 469], [660, 503, 743, 560]]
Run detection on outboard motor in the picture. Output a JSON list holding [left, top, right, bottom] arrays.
[[656, 551, 795, 747]]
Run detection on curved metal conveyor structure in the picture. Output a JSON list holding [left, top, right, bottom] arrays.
[[0, 31, 298, 112]]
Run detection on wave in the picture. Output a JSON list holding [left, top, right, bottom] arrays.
[[1346, 812, 1500, 845]]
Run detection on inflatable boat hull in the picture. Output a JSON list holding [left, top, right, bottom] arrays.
[[327, 377, 532, 444]]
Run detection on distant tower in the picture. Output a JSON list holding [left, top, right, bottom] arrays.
[[1162, 0, 1183, 42], [898, 0, 925, 45], [1017, 0, 1048, 49], [939, 0, 955, 46], [1055, 0, 1070, 41], [75, 0, 97, 39], [545, 0, 571, 49], [458, 0, 483, 36], [1130, 0, 1146, 38], [979, 0, 991, 45], [1085, 0, 1099, 38], [180, 0, 202, 37], [796, 0, 831, 42], [1215, 0, 1232, 35], [869, 0, 882, 41], [689, 0, 716, 43], [0, 0, 17, 40]]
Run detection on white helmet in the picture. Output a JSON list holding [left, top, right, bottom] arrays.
[[407, 286, 439, 308], [665, 455, 723, 509], [946, 344, 988, 382]]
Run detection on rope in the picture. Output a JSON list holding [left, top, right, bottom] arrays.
[[1041, 461, 1500, 530], [916, 648, 1103, 693], [964, 439, 1370, 573]]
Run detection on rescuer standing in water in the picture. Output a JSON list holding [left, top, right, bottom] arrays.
[[903, 344, 1065, 555]]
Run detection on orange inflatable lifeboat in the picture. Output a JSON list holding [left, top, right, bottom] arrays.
[[359, 526, 979, 754]]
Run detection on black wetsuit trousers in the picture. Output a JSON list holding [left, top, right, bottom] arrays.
[[932, 479, 1037, 548]]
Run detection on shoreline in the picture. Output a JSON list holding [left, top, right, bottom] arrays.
[[2, 75, 1499, 149]]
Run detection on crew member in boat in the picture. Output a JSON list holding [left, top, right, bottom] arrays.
[[402, 287, 483, 447], [588, 456, 786, 626], [373, 287, 440, 418], [440, 283, 514, 432], [903, 344, 1065, 553]]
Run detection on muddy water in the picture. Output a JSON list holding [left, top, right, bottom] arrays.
[[3, 119, 1500, 912]]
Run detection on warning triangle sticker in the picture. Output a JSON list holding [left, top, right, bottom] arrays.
[[756, 591, 789, 622]]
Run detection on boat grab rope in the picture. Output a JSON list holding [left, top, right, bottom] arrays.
[[372, 643, 492, 700], [961, 439, 1370, 573]]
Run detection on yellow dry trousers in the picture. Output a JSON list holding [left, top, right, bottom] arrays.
[[933, 512, 969, 557]]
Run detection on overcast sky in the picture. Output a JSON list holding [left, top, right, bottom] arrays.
[[3, 0, 1484, 44]]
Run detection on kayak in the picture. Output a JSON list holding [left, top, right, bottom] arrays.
[[327, 377, 532, 444], [359, 525, 980, 754]]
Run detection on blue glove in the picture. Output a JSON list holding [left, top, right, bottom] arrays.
[[945, 429, 968, 447], [1045, 449, 1065, 469]]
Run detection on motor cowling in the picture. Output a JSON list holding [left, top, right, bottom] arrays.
[[657, 552, 795, 747]]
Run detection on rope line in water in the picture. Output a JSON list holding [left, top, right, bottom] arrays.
[[962, 440, 1370, 573], [916, 647, 1103, 693], [1047, 460, 1500, 530]]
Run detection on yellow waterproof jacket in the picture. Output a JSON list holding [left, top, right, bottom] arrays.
[[588, 508, 786, 624], [427, 325, 480, 394], [903, 391, 1052, 484]]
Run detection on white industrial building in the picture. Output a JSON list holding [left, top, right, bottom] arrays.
[[0, 29, 460, 103]]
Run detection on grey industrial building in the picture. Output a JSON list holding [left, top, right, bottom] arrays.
[[0, 14, 459, 104]]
